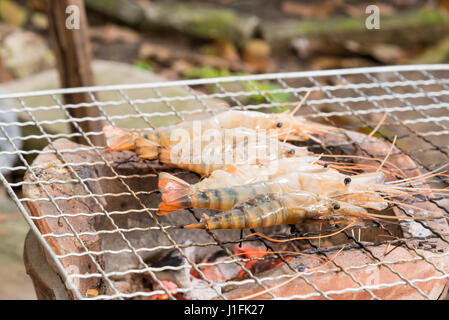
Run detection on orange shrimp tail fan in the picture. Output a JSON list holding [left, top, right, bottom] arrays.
[[157, 172, 193, 215], [103, 125, 138, 151]]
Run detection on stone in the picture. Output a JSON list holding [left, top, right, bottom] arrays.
[[85, 0, 259, 46], [84, 0, 145, 26], [263, 9, 448, 52], [0, 27, 54, 79], [141, 2, 259, 46]]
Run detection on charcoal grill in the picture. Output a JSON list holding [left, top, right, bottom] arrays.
[[1, 64, 449, 300]]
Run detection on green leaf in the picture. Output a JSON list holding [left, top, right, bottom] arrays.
[[182, 66, 232, 79], [245, 81, 292, 112], [133, 60, 153, 71]]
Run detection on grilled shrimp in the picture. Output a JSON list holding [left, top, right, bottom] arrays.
[[183, 192, 367, 230], [145, 110, 339, 144], [157, 128, 311, 176], [104, 123, 311, 167], [158, 162, 387, 215], [103, 110, 341, 156], [194, 156, 321, 189], [104, 125, 312, 176]]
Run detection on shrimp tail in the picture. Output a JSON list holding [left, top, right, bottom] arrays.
[[159, 148, 175, 166], [182, 211, 234, 230], [158, 202, 187, 216], [135, 137, 160, 159], [182, 221, 205, 229], [103, 125, 138, 151], [157, 172, 193, 215]]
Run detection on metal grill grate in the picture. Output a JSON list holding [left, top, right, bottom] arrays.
[[1, 64, 449, 300]]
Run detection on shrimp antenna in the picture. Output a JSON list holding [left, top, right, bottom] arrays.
[[382, 184, 449, 194], [245, 220, 356, 243], [282, 91, 312, 143], [333, 189, 447, 218], [356, 209, 448, 221], [319, 154, 406, 177], [368, 111, 388, 139], [290, 91, 311, 116], [377, 135, 397, 173], [228, 249, 325, 263], [386, 162, 449, 185], [323, 161, 401, 177], [312, 153, 324, 164]]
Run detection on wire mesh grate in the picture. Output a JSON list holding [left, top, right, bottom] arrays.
[[1, 64, 449, 300]]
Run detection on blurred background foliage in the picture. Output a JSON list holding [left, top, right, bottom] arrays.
[[1, 0, 449, 83]]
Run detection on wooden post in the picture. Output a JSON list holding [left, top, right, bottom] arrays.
[[45, 0, 104, 146]]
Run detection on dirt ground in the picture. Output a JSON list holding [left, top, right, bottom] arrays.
[[0, 188, 36, 300]]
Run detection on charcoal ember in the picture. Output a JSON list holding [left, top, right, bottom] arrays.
[[144, 246, 222, 300]]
